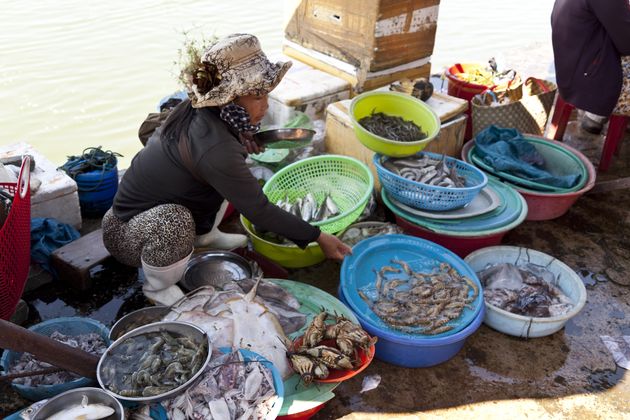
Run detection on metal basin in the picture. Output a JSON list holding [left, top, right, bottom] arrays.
[[180, 251, 257, 292], [253, 128, 315, 149], [32, 387, 124, 420], [97, 321, 211, 403], [109, 306, 170, 341]]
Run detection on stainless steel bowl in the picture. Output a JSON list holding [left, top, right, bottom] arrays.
[[109, 306, 170, 341], [253, 128, 315, 149], [180, 251, 257, 292], [32, 387, 124, 420], [97, 321, 211, 403]]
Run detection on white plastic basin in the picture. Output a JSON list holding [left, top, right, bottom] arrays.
[[464, 246, 587, 338]]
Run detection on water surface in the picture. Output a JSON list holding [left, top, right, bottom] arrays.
[[0, 0, 554, 167]]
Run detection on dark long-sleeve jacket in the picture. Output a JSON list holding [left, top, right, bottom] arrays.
[[551, 0, 630, 115], [113, 107, 320, 248]]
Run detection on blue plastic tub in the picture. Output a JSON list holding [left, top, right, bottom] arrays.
[[0, 317, 110, 401], [374, 151, 487, 211], [76, 164, 118, 217], [339, 287, 485, 367], [340, 234, 484, 339]]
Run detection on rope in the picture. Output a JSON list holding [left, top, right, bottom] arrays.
[[59, 146, 123, 192]]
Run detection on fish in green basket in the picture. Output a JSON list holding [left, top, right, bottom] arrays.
[[275, 193, 340, 223]]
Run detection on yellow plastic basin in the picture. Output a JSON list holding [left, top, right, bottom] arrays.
[[241, 216, 326, 268], [349, 91, 440, 158]]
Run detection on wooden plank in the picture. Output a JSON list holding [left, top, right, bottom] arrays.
[[51, 229, 111, 290], [587, 177, 630, 194]]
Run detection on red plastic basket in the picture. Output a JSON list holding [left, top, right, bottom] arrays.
[[0, 157, 31, 320]]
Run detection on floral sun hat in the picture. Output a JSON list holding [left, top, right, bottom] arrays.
[[183, 33, 292, 108]]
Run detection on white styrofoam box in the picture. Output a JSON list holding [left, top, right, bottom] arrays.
[[0, 142, 82, 229], [264, 52, 351, 126]]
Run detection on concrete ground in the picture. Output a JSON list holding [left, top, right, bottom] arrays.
[[1, 120, 629, 419]]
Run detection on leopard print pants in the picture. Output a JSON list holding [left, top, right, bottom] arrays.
[[102, 204, 195, 268], [612, 56, 630, 116]]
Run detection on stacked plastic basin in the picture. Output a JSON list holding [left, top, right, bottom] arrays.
[[376, 153, 528, 258], [462, 135, 596, 221], [339, 234, 485, 367]]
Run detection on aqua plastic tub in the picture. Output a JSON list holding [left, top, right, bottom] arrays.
[[462, 138, 596, 221]]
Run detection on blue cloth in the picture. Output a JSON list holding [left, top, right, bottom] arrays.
[[474, 125, 581, 189], [30, 218, 80, 273]]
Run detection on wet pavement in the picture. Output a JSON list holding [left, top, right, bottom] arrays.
[[1, 121, 629, 419]]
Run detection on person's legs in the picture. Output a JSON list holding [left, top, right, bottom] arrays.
[[102, 204, 195, 305]]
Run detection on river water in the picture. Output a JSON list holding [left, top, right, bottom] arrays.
[[0, 0, 554, 168]]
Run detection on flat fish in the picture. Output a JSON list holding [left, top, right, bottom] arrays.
[[172, 310, 234, 349], [226, 278, 292, 380], [169, 286, 216, 313], [45, 395, 114, 420], [237, 278, 301, 310], [256, 298, 307, 334]]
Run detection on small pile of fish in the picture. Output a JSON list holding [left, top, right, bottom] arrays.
[[358, 111, 427, 142], [383, 154, 467, 188], [9, 331, 107, 386], [288, 311, 376, 386], [255, 193, 342, 245], [340, 223, 403, 247], [163, 278, 301, 379], [161, 350, 277, 420], [99, 330, 209, 397], [44, 395, 115, 420], [275, 192, 340, 223], [359, 259, 479, 335], [477, 262, 574, 317]]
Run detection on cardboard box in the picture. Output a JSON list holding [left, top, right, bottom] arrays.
[[284, 0, 440, 72], [0, 142, 82, 229], [283, 41, 431, 94], [324, 94, 467, 189], [264, 55, 351, 125]]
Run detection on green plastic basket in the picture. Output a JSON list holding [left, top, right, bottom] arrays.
[[262, 155, 374, 234]]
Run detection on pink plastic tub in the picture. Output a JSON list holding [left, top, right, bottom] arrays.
[[461, 137, 596, 221], [394, 215, 509, 258]]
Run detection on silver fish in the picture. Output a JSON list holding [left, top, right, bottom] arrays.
[[325, 194, 339, 215]]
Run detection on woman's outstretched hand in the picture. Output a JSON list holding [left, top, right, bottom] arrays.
[[317, 232, 352, 261], [241, 132, 265, 155]]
